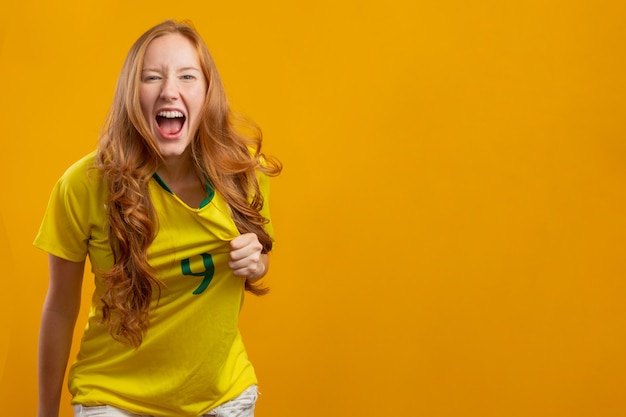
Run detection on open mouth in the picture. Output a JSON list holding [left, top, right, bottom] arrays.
[[156, 110, 186, 136]]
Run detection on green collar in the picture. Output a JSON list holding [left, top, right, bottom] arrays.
[[152, 173, 215, 209]]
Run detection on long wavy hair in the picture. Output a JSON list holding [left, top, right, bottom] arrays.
[[95, 20, 281, 347]]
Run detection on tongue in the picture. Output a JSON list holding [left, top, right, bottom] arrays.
[[159, 118, 184, 134]]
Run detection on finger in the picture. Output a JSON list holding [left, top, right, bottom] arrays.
[[230, 233, 260, 251], [230, 240, 262, 261], [229, 258, 255, 277], [230, 245, 257, 263], [229, 233, 251, 250], [229, 244, 260, 266], [230, 258, 263, 278]]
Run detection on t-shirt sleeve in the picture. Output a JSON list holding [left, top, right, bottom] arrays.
[[33, 161, 94, 262]]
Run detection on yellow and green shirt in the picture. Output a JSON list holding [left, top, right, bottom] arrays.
[[34, 151, 274, 416]]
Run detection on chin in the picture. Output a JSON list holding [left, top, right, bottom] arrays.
[[157, 143, 191, 158]]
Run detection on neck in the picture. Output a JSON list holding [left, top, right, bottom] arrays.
[[157, 151, 196, 184], [155, 152, 206, 207]]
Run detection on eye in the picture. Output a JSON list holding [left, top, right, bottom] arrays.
[[142, 74, 161, 82], [181, 74, 196, 80]]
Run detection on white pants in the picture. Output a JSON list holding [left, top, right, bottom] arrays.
[[73, 385, 258, 417]]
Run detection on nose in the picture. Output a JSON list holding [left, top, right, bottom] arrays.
[[159, 77, 179, 100]]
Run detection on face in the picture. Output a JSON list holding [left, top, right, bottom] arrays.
[[139, 33, 207, 159]]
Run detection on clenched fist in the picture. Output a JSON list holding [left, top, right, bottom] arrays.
[[229, 233, 269, 282]]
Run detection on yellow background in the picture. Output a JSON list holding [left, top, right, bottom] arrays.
[[1, 1, 626, 416]]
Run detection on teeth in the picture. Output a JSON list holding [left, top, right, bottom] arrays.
[[157, 110, 184, 118]]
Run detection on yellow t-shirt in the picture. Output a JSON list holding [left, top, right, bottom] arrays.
[[34, 151, 274, 416]]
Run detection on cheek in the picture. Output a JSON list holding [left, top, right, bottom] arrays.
[[138, 86, 153, 119], [191, 81, 208, 103], [195, 93, 207, 110], [194, 88, 208, 110]]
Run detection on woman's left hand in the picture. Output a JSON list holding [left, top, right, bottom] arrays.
[[229, 233, 269, 282]]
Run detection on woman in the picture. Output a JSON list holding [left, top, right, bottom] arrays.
[[35, 19, 281, 417]]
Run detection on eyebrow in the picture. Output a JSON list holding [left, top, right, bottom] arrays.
[[179, 66, 202, 72], [142, 66, 202, 73]]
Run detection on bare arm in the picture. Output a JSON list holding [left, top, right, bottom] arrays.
[[38, 255, 85, 417]]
